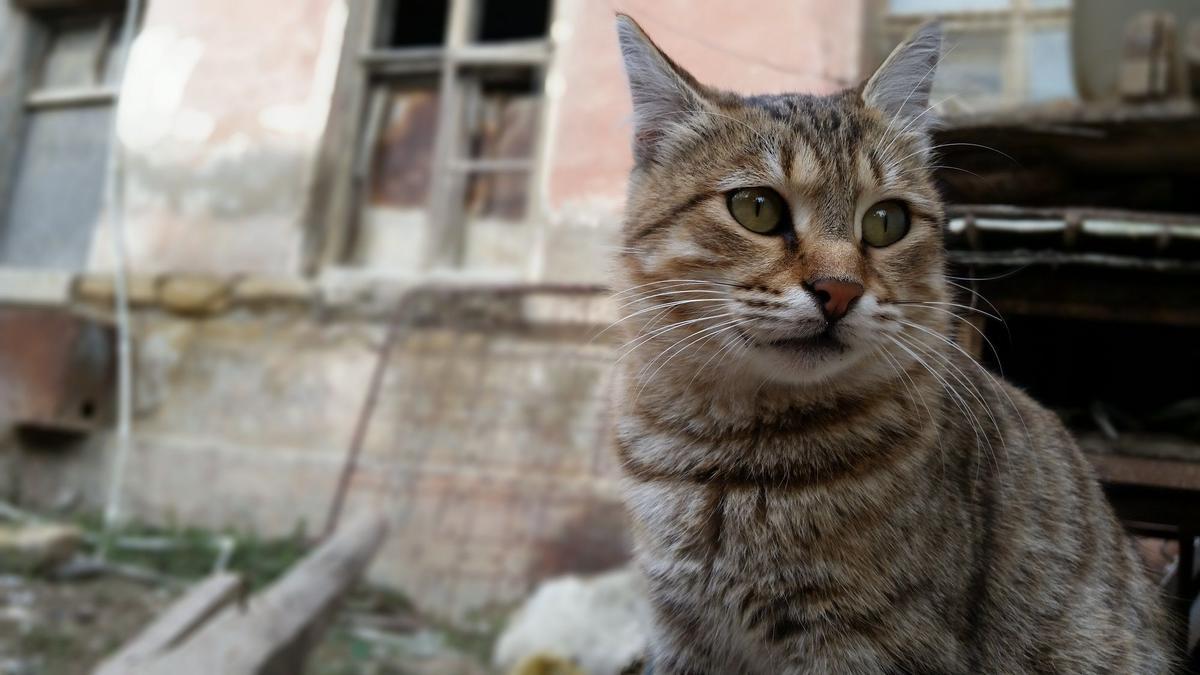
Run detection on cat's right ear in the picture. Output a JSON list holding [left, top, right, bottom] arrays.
[[862, 21, 943, 132], [615, 14, 710, 165]]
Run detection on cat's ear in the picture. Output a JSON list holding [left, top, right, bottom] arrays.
[[615, 14, 711, 165], [862, 21, 943, 131]]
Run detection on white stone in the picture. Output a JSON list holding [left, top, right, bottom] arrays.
[[493, 568, 647, 675]]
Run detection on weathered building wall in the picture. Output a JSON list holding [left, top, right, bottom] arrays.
[[86, 0, 347, 276], [11, 282, 623, 618]]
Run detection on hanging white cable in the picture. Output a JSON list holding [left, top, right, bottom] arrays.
[[100, 0, 144, 546]]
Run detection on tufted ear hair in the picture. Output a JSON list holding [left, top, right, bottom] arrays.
[[615, 14, 712, 165], [863, 21, 943, 132]]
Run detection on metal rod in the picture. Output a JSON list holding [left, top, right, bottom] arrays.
[[101, 0, 144, 546]]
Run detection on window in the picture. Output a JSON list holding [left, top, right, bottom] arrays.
[[0, 2, 129, 270], [349, 0, 553, 274], [870, 0, 1074, 112]]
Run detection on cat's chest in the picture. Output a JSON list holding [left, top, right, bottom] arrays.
[[625, 478, 865, 566]]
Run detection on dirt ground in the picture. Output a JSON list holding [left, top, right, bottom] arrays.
[[0, 572, 494, 675]]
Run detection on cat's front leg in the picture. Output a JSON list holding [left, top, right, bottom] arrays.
[[645, 639, 717, 675], [643, 607, 727, 675]]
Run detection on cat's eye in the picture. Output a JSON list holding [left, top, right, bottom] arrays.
[[728, 187, 786, 234], [861, 200, 910, 248]]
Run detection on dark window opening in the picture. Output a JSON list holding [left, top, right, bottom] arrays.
[[387, 0, 448, 47], [477, 0, 551, 43]]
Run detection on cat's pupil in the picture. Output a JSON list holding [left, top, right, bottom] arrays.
[[754, 197, 764, 216]]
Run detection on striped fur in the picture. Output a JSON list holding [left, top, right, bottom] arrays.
[[611, 16, 1172, 674]]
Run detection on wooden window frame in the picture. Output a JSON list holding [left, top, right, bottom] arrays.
[[25, 8, 123, 111], [0, 0, 132, 270], [307, 0, 555, 274]]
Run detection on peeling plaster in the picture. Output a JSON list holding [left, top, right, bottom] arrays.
[[117, 27, 205, 151], [257, 1, 347, 141]]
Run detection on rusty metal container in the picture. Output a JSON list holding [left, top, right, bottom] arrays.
[[0, 307, 114, 431]]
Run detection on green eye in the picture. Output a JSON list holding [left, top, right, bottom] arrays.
[[728, 187, 786, 234], [862, 200, 910, 247]]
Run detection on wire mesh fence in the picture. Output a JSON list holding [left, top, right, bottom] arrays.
[[330, 283, 626, 621]]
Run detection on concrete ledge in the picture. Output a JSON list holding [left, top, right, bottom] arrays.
[[73, 273, 319, 316]]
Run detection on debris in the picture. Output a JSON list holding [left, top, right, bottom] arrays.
[[93, 510, 388, 675], [493, 568, 647, 675], [0, 523, 82, 574], [94, 572, 245, 675]]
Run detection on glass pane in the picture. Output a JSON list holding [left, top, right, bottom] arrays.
[[369, 88, 440, 208], [464, 170, 530, 221], [38, 15, 107, 90], [477, 0, 551, 42], [0, 107, 114, 270], [1030, 0, 1070, 8], [465, 73, 540, 161], [356, 87, 440, 270], [1026, 27, 1074, 102], [932, 29, 1008, 108], [889, 0, 1011, 15]]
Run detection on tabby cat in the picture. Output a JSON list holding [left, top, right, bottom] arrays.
[[611, 15, 1173, 674]]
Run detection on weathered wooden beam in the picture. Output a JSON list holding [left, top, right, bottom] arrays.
[[133, 511, 387, 675], [94, 572, 245, 675], [93, 511, 388, 675]]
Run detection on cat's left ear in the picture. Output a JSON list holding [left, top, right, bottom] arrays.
[[615, 14, 713, 165], [862, 21, 943, 131]]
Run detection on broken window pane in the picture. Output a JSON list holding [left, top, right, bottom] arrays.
[[369, 86, 441, 208], [357, 85, 440, 269], [386, 0, 448, 47], [464, 171, 529, 221], [459, 69, 540, 221], [37, 14, 110, 90], [465, 74, 539, 161], [477, 0, 551, 43]]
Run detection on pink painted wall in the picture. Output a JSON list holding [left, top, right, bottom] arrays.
[[89, 0, 347, 275], [544, 0, 865, 221]]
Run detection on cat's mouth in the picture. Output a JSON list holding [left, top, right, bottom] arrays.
[[761, 329, 845, 353]]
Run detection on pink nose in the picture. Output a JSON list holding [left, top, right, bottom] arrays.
[[808, 278, 864, 322]]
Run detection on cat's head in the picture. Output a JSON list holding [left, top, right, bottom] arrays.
[[613, 15, 950, 388]]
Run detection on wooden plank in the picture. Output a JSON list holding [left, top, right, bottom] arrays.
[[25, 87, 117, 110], [130, 511, 388, 675], [1088, 453, 1200, 493], [94, 572, 244, 675], [300, 0, 374, 272]]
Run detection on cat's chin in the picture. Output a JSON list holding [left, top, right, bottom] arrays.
[[741, 339, 870, 386]]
